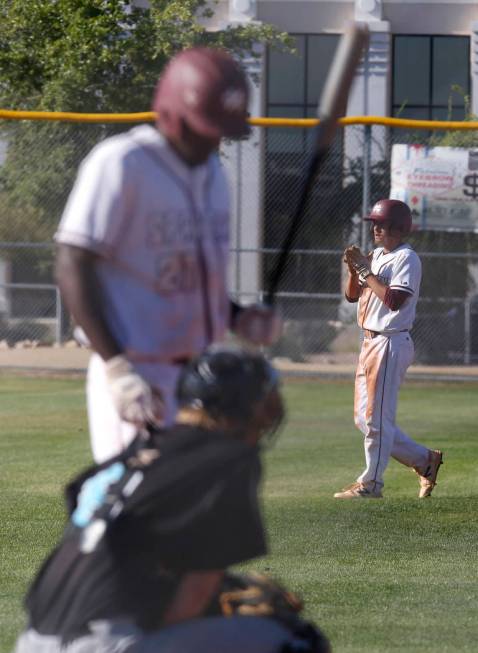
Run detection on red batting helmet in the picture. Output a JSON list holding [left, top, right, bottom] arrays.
[[153, 47, 250, 139], [364, 199, 413, 234]]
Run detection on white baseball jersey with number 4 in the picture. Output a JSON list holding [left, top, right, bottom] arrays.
[[358, 244, 421, 333], [55, 125, 231, 462]]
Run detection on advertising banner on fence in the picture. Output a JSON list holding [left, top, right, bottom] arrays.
[[390, 144, 478, 231]]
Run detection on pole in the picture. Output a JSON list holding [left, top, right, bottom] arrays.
[[55, 287, 63, 346], [361, 123, 372, 252], [464, 296, 471, 365], [235, 139, 243, 298]]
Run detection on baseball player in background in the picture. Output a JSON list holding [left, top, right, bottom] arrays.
[[335, 199, 443, 499], [55, 47, 282, 463]]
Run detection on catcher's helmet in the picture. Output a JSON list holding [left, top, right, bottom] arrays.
[[153, 47, 250, 139], [364, 199, 412, 234], [176, 344, 283, 441]]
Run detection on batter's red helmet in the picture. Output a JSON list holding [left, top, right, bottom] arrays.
[[364, 199, 413, 234], [153, 47, 250, 139]]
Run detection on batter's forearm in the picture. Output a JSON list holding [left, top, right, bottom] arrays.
[[55, 245, 121, 361]]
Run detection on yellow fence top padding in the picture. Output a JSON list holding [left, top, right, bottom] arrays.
[[2, 109, 478, 130], [0, 110, 156, 123], [251, 116, 478, 130]]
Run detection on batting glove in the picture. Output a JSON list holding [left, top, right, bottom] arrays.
[[104, 354, 165, 427]]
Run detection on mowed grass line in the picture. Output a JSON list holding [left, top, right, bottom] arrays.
[[1, 375, 478, 652]]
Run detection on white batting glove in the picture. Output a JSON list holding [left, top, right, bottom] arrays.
[[104, 354, 165, 427], [233, 303, 283, 347], [354, 260, 373, 286]]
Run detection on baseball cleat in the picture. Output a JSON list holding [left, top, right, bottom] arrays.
[[415, 449, 443, 498], [333, 482, 383, 499]]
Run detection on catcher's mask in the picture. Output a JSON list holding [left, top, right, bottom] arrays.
[[176, 344, 284, 445]]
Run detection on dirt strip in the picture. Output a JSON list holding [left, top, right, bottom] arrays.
[[2, 346, 478, 382]]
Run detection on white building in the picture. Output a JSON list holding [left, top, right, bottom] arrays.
[[215, 0, 477, 119]]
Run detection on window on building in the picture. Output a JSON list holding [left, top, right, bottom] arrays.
[[392, 35, 470, 120], [264, 34, 344, 301], [266, 34, 340, 151]]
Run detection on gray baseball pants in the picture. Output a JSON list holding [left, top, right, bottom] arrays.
[[14, 616, 293, 653]]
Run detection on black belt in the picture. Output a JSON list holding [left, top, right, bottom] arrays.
[[363, 329, 408, 339], [171, 356, 193, 366]]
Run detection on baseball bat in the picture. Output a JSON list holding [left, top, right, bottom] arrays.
[[265, 22, 369, 305]]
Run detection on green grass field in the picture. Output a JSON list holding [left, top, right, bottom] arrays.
[[1, 374, 478, 652]]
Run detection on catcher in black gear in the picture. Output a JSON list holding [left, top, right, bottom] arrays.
[[15, 345, 330, 653]]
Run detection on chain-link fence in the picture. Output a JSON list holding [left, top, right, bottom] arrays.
[[1, 114, 478, 366]]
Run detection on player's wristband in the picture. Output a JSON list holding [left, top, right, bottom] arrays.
[[355, 264, 372, 278]]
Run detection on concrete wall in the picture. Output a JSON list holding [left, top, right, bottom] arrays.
[[258, 0, 477, 35], [258, 1, 354, 32], [383, 1, 478, 35]]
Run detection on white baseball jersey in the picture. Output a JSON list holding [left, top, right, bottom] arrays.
[[55, 124, 231, 389], [357, 243, 421, 333]]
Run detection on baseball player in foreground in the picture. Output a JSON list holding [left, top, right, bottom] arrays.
[[14, 345, 330, 653], [55, 47, 282, 464], [335, 199, 443, 499]]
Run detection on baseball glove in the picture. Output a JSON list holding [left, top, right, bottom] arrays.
[[343, 244, 360, 263], [216, 572, 303, 619], [208, 572, 331, 653], [343, 245, 366, 270], [343, 245, 373, 284]]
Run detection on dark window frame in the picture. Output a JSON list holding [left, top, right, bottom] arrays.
[[391, 34, 470, 120], [263, 32, 346, 261], [266, 33, 341, 117], [265, 33, 341, 153]]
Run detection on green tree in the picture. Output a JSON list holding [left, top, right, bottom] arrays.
[[0, 0, 289, 247]]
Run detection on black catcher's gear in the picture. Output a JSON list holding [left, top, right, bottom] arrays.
[[176, 344, 284, 440]]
